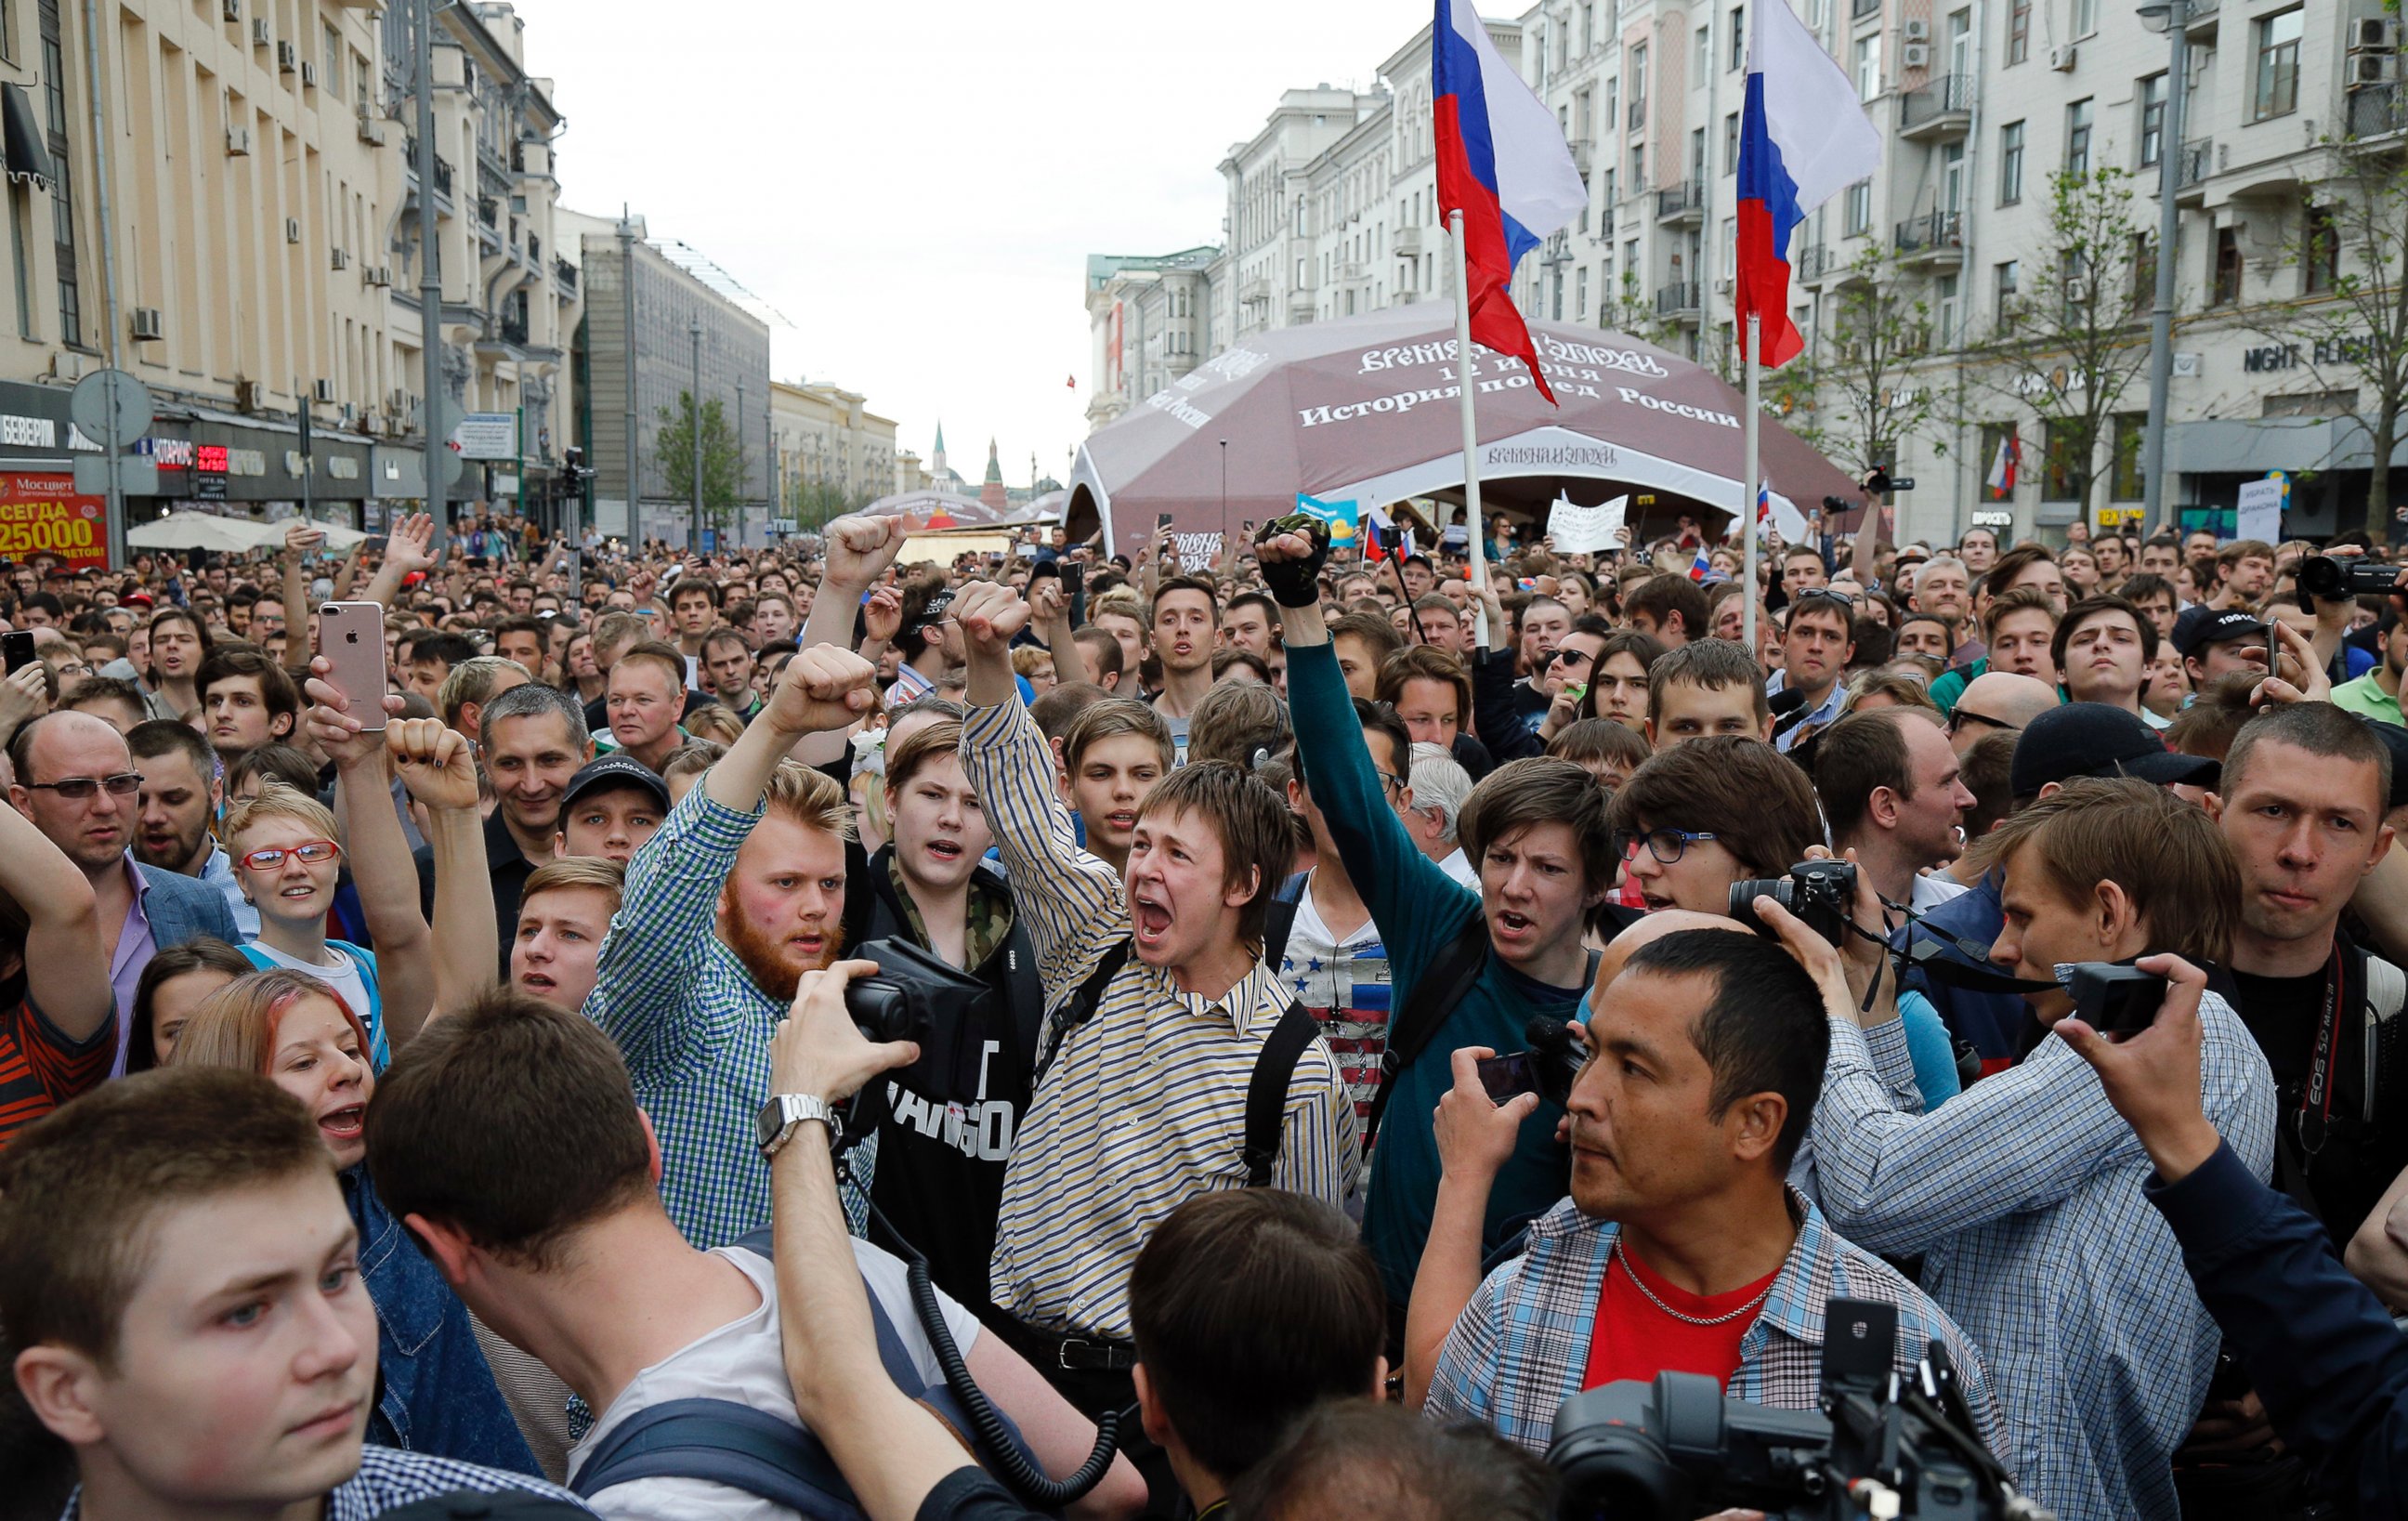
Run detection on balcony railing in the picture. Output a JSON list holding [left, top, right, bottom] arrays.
[[1852, 0, 1881, 18], [553, 256, 578, 293], [1894, 209, 1964, 256], [2179, 136, 2214, 189], [1794, 243, 1839, 280], [1900, 73, 1973, 133], [1656, 179, 1706, 219], [478, 196, 499, 228], [1655, 281, 1701, 316], [2348, 81, 2407, 141]]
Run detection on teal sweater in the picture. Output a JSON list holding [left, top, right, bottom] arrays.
[[1287, 640, 1582, 1306]]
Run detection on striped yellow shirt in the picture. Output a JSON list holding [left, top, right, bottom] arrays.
[[960, 698, 1359, 1340]]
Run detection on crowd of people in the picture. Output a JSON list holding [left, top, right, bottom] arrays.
[[4, 498, 2408, 1521]]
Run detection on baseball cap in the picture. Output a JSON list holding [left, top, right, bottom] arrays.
[[2009, 701, 2219, 797], [561, 754, 671, 814], [2171, 605, 2269, 659]]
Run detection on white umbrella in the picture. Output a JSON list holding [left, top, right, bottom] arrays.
[[127, 511, 282, 553]]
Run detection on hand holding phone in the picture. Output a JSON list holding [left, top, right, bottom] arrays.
[[316, 601, 389, 732]]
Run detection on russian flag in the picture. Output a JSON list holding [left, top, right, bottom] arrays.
[[1687, 544, 1712, 583], [1433, 0, 1588, 404], [1736, 0, 1882, 367]]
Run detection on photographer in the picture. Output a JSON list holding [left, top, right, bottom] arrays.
[[1807, 778, 2277, 1521], [2063, 956, 2408, 1517]]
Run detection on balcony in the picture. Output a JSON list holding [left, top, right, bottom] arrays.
[[553, 256, 578, 293], [2347, 81, 2407, 143], [1239, 275, 1271, 305], [1394, 224, 1423, 256], [1286, 288, 1315, 321], [1656, 179, 1707, 223], [1894, 209, 1965, 265], [1655, 282, 1701, 319], [401, 139, 455, 199], [2177, 136, 2214, 201], [1570, 137, 1593, 176], [2183, 0, 2218, 41], [1900, 73, 1973, 138], [478, 195, 499, 229], [1794, 243, 1839, 282]]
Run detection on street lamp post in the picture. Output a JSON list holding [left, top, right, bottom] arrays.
[[615, 205, 639, 548], [415, 0, 449, 555], [2139, 0, 2190, 537], [688, 316, 703, 550]]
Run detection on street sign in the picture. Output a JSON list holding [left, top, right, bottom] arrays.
[[768, 518, 798, 534], [69, 369, 153, 444], [452, 412, 519, 460], [73, 458, 158, 496]]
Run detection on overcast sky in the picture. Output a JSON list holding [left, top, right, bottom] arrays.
[[503, 0, 1422, 494]]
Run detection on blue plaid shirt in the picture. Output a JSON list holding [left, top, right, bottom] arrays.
[[1425, 1189, 2007, 1462], [1808, 1001, 2277, 1521], [582, 786, 793, 1249], [61, 1445, 588, 1519]]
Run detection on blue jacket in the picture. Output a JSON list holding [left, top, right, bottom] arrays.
[[344, 1167, 539, 1475], [2148, 1140, 2408, 1514], [136, 861, 242, 948]]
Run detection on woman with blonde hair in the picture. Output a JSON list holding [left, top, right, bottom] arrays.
[[168, 968, 538, 1474]]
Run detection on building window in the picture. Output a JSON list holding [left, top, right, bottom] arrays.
[[2071, 0, 2099, 37], [1730, 7, 1746, 70], [2130, 232, 2157, 312], [1935, 272, 1960, 346], [1996, 258, 2021, 321], [1582, 2, 1595, 54], [1999, 121, 2025, 203], [2139, 74, 2165, 168], [1601, 165, 1616, 209], [37, 1, 77, 348], [2212, 228, 2242, 305], [1629, 142, 1645, 193], [1845, 178, 1873, 235], [323, 21, 343, 98], [2043, 419, 2089, 500], [1725, 112, 1740, 174], [1630, 44, 1648, 111], [2065, 98, 2093, 176], [1980, 422, 2021, 493], [1694, 27, 1709, 87], [2110, 413, 2145, 500], [7, 183, 28, 336], [2007, 0, 2030, 65], [2304, 203, 2339, 294], [1854, 33, 1881, 100], [2254, 7, 2303, 121], [1577, 265, 1590, 320]]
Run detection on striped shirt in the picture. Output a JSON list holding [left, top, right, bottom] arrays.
[[1426, 1189, 2006, 1461], [1809, 1000, 2277, 1521], [582, 786, 794, 1249], [60, 1444, 589, 1520], [961, 696, 1357, 1341], [0, 997, 112, 1150]]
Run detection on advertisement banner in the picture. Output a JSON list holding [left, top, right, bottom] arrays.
[[0, 473, 108, 570]]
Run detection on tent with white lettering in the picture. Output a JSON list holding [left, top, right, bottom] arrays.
[[1064, 307, 1860, 559]]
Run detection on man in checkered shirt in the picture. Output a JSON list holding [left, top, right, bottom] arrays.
[[1423, 926, 2007, 1468]]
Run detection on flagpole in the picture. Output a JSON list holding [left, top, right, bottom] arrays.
[[1742, 313, 1762, 659], [1449, 209, 1491, 651]]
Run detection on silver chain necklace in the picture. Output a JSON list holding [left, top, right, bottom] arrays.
[[1611, 1239, 1777, 1327]]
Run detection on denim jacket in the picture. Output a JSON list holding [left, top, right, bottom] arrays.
[[345, 1168, 540, 1475]]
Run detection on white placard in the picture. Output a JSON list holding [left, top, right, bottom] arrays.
[[1549, 495, 1629, 554], [1761, 487, 1811, 545], [2234, 478, 2284, 544]]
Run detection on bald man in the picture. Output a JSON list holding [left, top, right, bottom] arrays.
[[1946, 671, 2061, 758]]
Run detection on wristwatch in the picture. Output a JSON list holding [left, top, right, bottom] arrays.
[[754, 1093, 840, 1158]]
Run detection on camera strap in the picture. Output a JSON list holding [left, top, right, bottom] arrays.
[[2297, 942, 2346, 1163]]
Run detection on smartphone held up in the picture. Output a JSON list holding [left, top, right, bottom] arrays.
[[316, 601, 388, 732]]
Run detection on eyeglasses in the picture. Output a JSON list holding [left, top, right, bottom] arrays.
[[1548, 646, 1596, 668], [1948, 709, 2020, 737], [24, 772, 141, 801], [237, 839, 343, 872], [1792, 589, 1861, 615], [1617, 827, 1720, 865]]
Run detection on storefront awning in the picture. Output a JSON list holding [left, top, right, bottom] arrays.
[[2, 85, 53, 192], [2170, 417, 2408, 475]]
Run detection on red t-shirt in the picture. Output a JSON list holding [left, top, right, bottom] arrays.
[[0, 998, 113, 1151], [1582, 1242, 1780, 1391]]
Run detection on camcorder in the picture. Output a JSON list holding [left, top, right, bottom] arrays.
[[1729, 859, 1859, 948], [1548, 1298, 2050, 1520], [2297, 554, 2401, 605], [842, 938, 988, 1045], [2058, 962, 2166, 1036]]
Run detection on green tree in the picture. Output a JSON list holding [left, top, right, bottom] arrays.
[[654, 391, 745, 535], [1785, 243, 1951, 478], [1971, 166, 2154, 527]]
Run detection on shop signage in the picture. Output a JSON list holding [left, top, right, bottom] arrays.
[[2243, 344, 2299, 374], [0, 473, 108, 569], [1971, 510, 2013, 528], [0, 415, 100, 452], [139, 439, 195, 467]]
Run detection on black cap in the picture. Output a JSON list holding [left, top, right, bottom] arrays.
[[562, 754, 671, 813], [2009, 701, 2219, 797], [2171, 604, 2269, 658]]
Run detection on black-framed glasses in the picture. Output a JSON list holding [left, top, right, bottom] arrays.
[[1616, 827, 1720, 864], [1373, 769, 1407, 795], [1948, 708, 2020, 737], [1548, 645, 1597, 669], [24, 772, 141, 801]]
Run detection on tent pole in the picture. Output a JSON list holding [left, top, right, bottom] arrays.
[[1742, 313, 1762, 659], [1449, 209, 1489, 651]]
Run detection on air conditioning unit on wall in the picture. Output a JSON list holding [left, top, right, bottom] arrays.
[[2048, 44, 2078, 71], [1903, 42, 1930, 67]]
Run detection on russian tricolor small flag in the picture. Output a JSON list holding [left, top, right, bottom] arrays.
[[1433, 0, 1589, 402], [1687, 544, 1713, 583], [1736, 0, 1882, 367]]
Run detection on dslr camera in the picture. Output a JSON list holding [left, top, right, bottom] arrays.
[[1729, 859, 1859, 947], [2297, 554, 2401, 605], [1548, 1298, 2048, 1521], [842, 938, 988, 1044]]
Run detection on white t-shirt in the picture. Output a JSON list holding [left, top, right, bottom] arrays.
[[569, 1241, 983, 1521], [1911, 872, 1971, 915], [246, 939, 374, 1029]]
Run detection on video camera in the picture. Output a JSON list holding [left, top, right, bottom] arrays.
[[1729, 859, 1859, 948], [841, 938, 988, 1045], [1548, 1298, 2049, 1520], [2297, 554, 2401, 605]]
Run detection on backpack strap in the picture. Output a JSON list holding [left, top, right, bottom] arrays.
[[1239, 1003, 1325, 1188], [2363, 952, 2407, 1126], [1365, 910, 1492, 1141], [1036, 938, 1131, 1082], [1259, 871, 1310, 972], [569, 1397, 865, 1520]]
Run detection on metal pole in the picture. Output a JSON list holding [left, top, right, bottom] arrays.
[[1742, 314, 1762, 657], [414, 0, 448, 556], [2140, 2, 2189, 537], [296, 379, 314, 528], [617, 206, 637, 548], [687, 316, 703, 550], [514, 403, 525, 525], [735, 376, 745, 551], [79, 0, 125, 568], [1449, 209, 1490, 649]]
